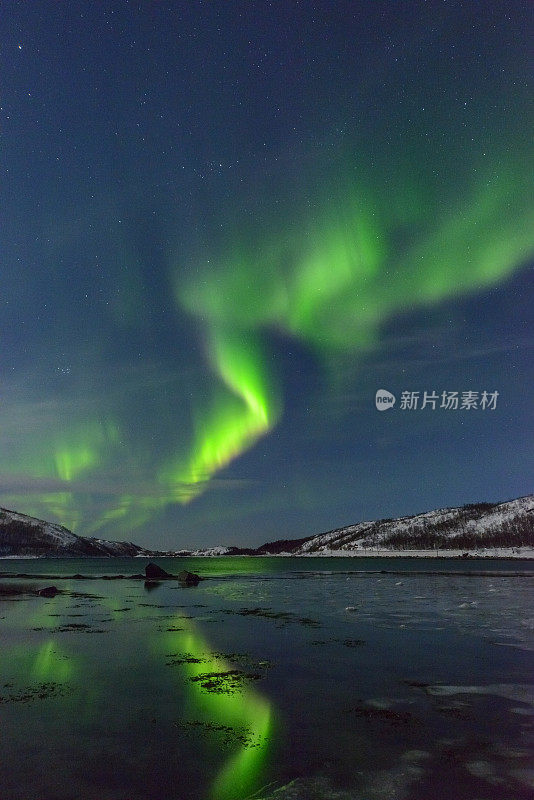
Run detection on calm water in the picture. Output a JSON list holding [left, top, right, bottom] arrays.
[[1, 557, 533, 800], [1, 554, 534, 577]]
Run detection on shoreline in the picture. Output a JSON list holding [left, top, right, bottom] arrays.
[[1, 547, 534, 560], [176, 547, 534, 560], [283, 547, 534, 559]]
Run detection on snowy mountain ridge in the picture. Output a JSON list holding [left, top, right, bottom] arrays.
[[1, 495, 532, 558], [165, 496, 534, 557], [293, 495, 534, 555], [0, 507, 150, 558]]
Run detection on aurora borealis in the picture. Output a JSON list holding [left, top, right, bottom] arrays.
[[1, 2, 533, 548]]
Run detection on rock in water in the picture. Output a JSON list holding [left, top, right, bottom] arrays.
[[38, 586, 59, 598], [177, 570, 202, 586], [143, 563, 202, 584], [145, 562, 172, 579]]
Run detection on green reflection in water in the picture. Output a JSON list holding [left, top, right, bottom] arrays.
[[3, 592, 101, 726], [160, 616, 274, 800], [32, 638, 74, 682], [22, 591, 80, 684], [2, 637, 76, 687], [27, 581, 79, 630]]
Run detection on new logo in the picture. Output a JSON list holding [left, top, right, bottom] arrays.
[[375, 389, 396, 411]]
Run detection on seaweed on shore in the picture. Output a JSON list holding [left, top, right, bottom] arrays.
[[222, 606, 321, 627], [345, 705, 414, 725], [0, 682, 71, 704], [173, 719, 260, 748], [310, 638, 366, 647], [165, 652, 207, 666], [190, 669, 263, 694], [165, 650, 274, 673], [33, 622, 108, 633], [211, 652, 274, 670]]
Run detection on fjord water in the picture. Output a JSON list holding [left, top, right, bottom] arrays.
[[1, 557, 533, 800]]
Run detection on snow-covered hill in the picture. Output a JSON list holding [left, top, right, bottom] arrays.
[[288, 495, 534, 556], [0, 507, 150, 558], [1, 495, 532, 559]]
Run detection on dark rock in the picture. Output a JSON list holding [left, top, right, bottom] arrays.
[[38, 586, 59, 598], [177, 570, 203, 586], [145, 562, 173, 579], [144, 580, 161, 591]]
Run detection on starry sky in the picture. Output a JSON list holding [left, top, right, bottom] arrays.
[[1, 1, 533, 549]]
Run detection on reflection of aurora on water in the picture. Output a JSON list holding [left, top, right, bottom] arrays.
[[159, 615, 274, 800], [4, 591, 90, 706], [31, 638, 74, 682], [3, 589, 274, 799], [1, 559, 533, 800]]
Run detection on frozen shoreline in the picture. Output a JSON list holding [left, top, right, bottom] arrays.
[[276, 547, 534, 559], [184, 546, 534, 559], [1, 547, 533, 560]]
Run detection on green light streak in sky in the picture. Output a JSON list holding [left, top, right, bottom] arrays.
[[179, 158, 533, 358], [285, 194, 386, 349], [2, 492, 82, 533], [159, 616, 273, 800], [160, 328, 280, 503], [1, 146, 532, 535], [83, 492, 160, 536], [1, 420, 119, 530], [52, 421, 120, 488], [10, 420, 119, 484], [164, 155, 534, 507]]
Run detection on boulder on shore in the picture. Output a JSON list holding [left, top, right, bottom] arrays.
[[145, 562, 173, 580], [143, 562, 203, 585], [38, 586, 59, 598], [177, 570, 203, 586]]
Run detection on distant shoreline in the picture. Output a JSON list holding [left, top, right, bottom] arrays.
[[259, 547, 534, 560], [1, 547, 533, 560]]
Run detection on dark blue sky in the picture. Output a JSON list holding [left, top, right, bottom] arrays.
[[1, 1, 532, 548]]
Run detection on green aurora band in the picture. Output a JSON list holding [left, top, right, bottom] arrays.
[[179, 159, 533, 353], [1, 149, 533, 533], [1, 420, 120, 531], [159, 327, 280, 503], [164, 153, 533, 506]]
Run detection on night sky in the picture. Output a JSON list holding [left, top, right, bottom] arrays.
[[2, 1, 533, 549]]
